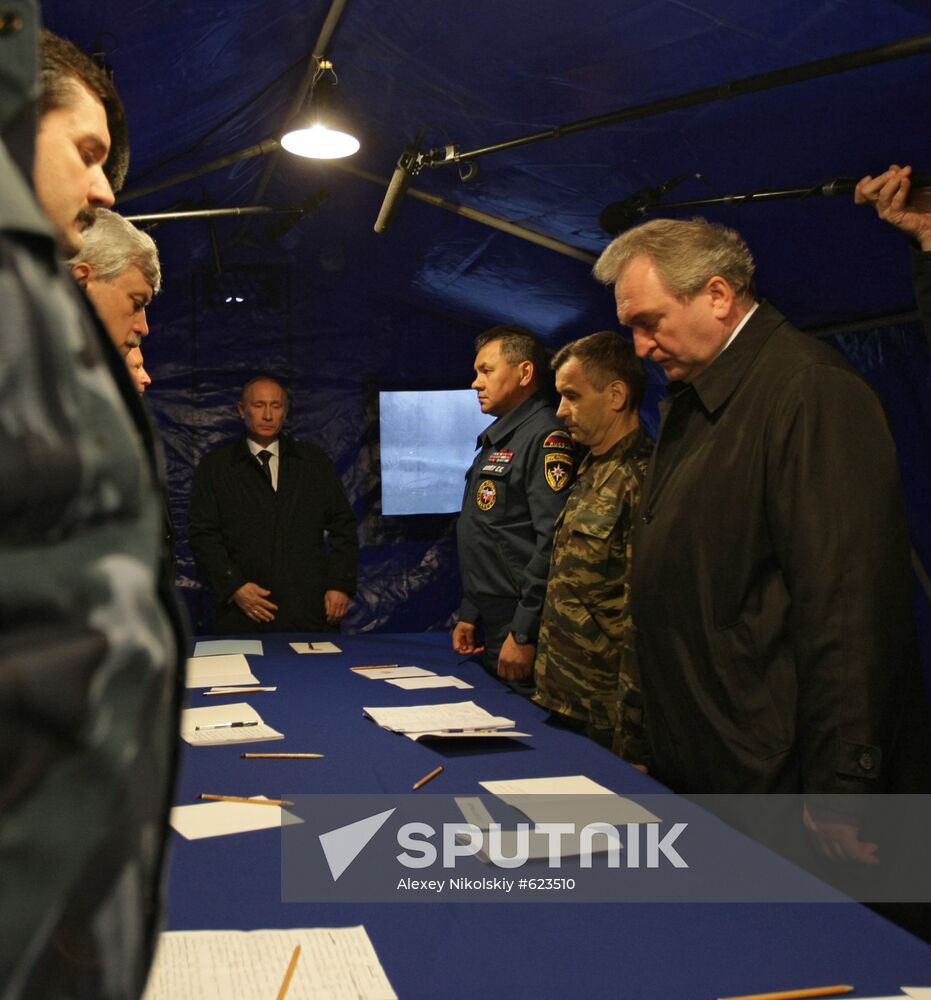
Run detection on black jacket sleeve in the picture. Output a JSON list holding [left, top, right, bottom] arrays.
[[318, 455, 359, 595], [188, 454, 248, 604]]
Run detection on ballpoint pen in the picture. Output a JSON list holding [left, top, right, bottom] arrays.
[[194, 721, 259, 730]]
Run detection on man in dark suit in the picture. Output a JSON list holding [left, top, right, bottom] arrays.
[[189, 375, 359, 632], [593, 217, 929, 857]]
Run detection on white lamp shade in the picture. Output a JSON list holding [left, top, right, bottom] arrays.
[[281, 123, 359, 159]]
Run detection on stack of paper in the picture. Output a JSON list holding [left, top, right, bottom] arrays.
[[290, 641, 342, 654], [180, 702, 284, 746], [170, 796, 302, 840], [386, 675, 473, 690], [351, 665, 473, 689], [350, 665, 436, 679], [185, 653, 259, 689], [193, 639, 264, 657], [478, 775, 660, 825], [363, 700, 529, 741], [143, 926, 397, 999], [457, 776, 659, 863]]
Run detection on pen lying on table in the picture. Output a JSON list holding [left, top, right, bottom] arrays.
[[241, 752, 324, 759], [197, 793, 294, 807], [194, 721, 259, 730]]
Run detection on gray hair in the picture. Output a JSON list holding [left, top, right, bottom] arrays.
[[592, 217, 755, 302], [69, 209, 161, 293]]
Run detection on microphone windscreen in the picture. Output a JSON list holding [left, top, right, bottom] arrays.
[[374, 161, 414, 233]]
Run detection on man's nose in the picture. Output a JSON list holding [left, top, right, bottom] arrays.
[[556, 397, 569, 419], [135, 309, 149, 336], [89, 167, 115, 208], [632, 330, 652, 358]]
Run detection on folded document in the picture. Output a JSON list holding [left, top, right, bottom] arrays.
[[362, 700, 529, 741]]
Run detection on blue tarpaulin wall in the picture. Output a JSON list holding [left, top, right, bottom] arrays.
[[39, 1, 931, 683]]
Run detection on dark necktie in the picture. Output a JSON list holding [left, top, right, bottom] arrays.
[[257, 449, 273, 488]]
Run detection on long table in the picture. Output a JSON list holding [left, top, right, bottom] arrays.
[[167, 633, 931, 998]]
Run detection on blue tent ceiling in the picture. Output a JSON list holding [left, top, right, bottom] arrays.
[[35, 1, 931, 646], [40, 1, 931, 334]]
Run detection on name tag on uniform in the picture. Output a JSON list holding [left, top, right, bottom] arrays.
[[481, 463, 509, 474]]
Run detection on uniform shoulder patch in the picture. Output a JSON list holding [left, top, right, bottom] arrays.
[[543, 429, 574, 450], [544, 452, 573, 492]]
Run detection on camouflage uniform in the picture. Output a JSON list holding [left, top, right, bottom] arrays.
[[533, 426, 652, 762], [1, 15, 185, 997]]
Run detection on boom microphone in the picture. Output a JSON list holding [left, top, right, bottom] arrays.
[[374, 128, 425, 234]]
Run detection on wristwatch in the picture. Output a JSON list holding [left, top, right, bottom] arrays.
[[510, 631, 533, 646]]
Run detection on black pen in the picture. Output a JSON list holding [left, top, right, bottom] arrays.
[[194, 721, 259, 731]]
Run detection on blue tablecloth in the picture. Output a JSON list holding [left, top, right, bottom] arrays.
[[167, 633, 931, 998]]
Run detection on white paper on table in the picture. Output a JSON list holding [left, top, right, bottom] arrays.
[[193, 639, 264, 657], [205, 686, 277, 694], [169, 797, 303, 840], [903, 989, 931, 999], [385, 675, 473, 690], [180, 702, 284, 746], [479, 774, 660, 825], [142, 926, 397, 1000], [454, 793, 621, 862], [406, 729, 532, 742], [289, 641, 342, 654], [351, 665, 436, 680], [185, 654, 259, 689], [455, 796, 496, 829], [363, 700, 514, 735]]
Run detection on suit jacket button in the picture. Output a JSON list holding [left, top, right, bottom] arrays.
[[642, 509, 653, 524], [858, 751, 874, 772]]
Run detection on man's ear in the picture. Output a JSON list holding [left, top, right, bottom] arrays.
[[237, 401, 246, 420], [518, 360, 534, 388], [71, 261, 92, 289], [707, 275, 735, 319], [608, 379, 629, 412]]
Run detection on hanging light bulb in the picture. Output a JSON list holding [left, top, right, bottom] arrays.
[[280, 60, 359, 160]]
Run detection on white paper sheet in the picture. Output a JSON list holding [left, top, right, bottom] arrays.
[[385, 675, 473, 690], [363, 700, 514, 734], [185, 654, 259, 689], [169, 797, 303, 840], [405, 729, 532, 742], [351, 665, 436, 679], [903, 989, 931, 999], [180, 702, 284, 746], [204, 686, 277, 695], [289, 641, 342, 653], [142, 926, 397, 999], [479, 774, 660, 825], [455, 793, 624, 863], [193, 639, 264, 657], [480, 775, 616, 797]]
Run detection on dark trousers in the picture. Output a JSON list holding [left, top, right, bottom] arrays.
[[472, 596, 535, 696]]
